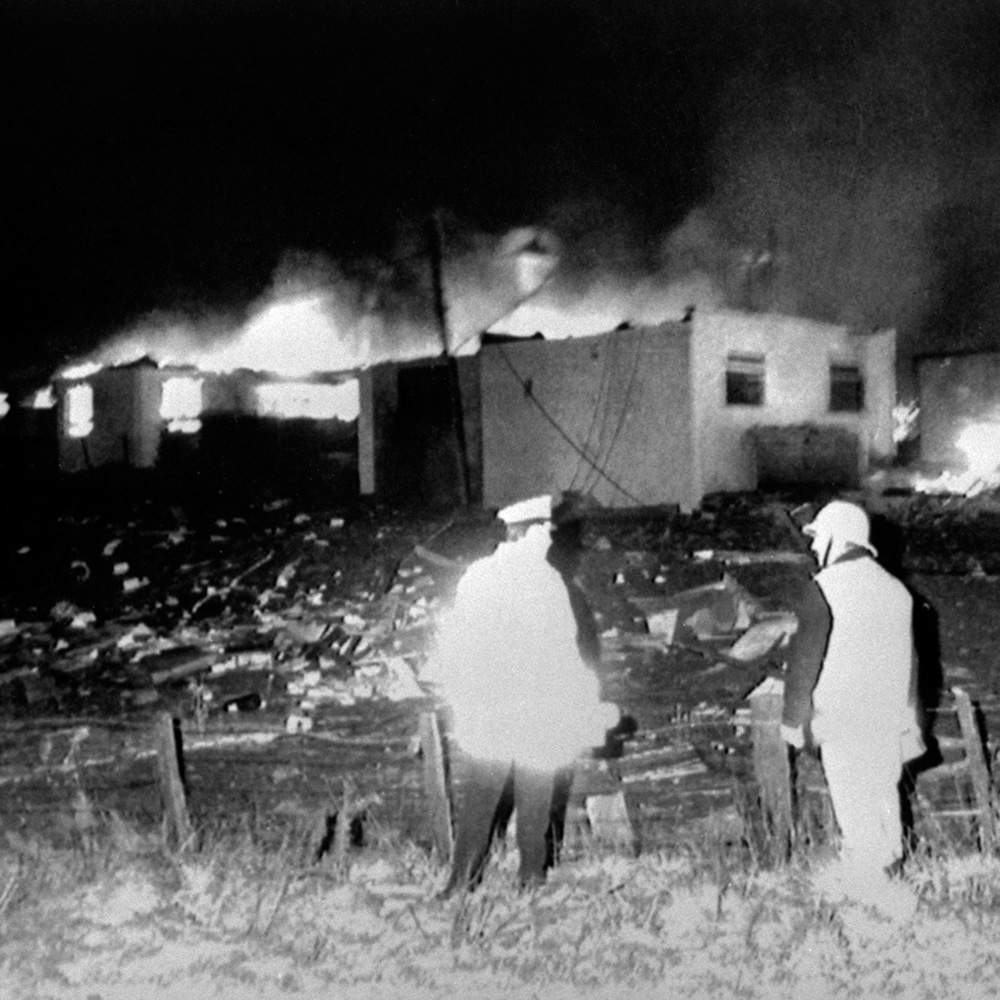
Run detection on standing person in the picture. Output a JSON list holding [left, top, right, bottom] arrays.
[[781, 500, 924, 878], [427, 494, 618, 895]]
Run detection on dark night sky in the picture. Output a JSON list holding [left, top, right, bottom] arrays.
[[5, 0, 1000, 388]]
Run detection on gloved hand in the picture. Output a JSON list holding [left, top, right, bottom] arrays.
[[595, 702, 621, 730], [780, 723, 805, 750]]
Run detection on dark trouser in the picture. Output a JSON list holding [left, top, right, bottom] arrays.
[[443, 752, 557, 895]]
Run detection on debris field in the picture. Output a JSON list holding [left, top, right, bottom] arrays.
[[1, 473, 999, 857]]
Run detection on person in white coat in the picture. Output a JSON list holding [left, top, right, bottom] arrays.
[[782, 500, 924, 877], [428, 494, 618, 895]]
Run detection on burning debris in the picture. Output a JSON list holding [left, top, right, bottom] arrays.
[[906, 420, 1000, 498]]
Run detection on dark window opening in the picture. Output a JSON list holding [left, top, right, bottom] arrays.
[[725, 353, 765, 406], [830, 364, 864, 412]]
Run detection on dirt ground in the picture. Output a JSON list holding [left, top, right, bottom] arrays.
[[1, 470, 998, 855]]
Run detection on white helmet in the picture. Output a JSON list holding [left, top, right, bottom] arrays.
[[803, 500, 877, 565]]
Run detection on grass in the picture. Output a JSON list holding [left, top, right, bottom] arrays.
[[2, 793, 1000, 1000]]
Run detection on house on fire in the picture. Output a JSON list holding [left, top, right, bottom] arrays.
[[359, 309, 897, 511], [44, 358, 359, 480]]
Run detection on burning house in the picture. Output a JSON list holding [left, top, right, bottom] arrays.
[[360, 309, 897, 510], [50, 357, 359, 482]]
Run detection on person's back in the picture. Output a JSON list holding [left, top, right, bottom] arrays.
[[812, 553, 913, 744]]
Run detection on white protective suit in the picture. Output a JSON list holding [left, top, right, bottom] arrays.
[[428, 523, 617, 771], [810, 552, 922, 872]]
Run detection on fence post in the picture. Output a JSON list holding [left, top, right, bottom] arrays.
[[419, 711, 453, 862], [953, 687, 997, 853], [155, 712, 193, 849], [749, 677, 793, 862]]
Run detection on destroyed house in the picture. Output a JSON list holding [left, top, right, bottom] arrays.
[[360, 309, 896, 510], [51, 359, 360, 481]]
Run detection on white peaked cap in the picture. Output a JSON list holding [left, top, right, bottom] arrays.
[[497, 494, 553, 525]]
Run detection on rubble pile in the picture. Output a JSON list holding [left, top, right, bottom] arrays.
[[3, 486, 994, 729], [0, 486, 468, 727], [871, 489, 1000, 576], [2, 481, 998, 848]]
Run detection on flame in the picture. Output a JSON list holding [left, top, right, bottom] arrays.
[[486, 272, 723, 341], [254, 380, 359, 421], [31, 386, 56, 409], [60, 360, 103, 380], [956, 422, 1000, 479], [0, 392, 8, 420], [193, 293, 363, 376], [892, 400, 920, 444], [160, 376, 204, 434], [914, 420, 1000, 497]]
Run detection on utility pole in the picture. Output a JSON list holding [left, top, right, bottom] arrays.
[[426, 211, 472, 505]]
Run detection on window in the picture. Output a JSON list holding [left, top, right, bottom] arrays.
[[830, 364, 864, 412], [66, 384, 94, 438], [161, 376, 204, 434], [725, 353, 765, 406]]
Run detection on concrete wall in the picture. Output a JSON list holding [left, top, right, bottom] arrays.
[[480, 324, 697, 509], [58, 363, 162, 473], [687, 311, 896, 498], [917, 351, 1000, 466]]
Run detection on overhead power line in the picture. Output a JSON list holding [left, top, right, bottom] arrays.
[[495, 344, 645, 505]]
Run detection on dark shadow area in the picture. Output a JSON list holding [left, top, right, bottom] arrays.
[[314, 810, 367, 861], [871, 512, 946, 859]]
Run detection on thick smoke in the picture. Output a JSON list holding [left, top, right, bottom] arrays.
[[700, 0, 1000, 386]]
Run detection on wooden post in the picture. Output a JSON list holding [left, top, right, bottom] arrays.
[[749, 677, 793, 862], [155, 712, 193, 849], [419, 711, 453, 862], [953, 687, 997, 853], [426, 211, 472, 505]]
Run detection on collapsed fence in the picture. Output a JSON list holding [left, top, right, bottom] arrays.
[[1, 684, 997, 869]]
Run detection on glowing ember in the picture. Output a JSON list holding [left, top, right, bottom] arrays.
[[160, 376, 204, 434], [255, 380, 359, 421], [65, 384, 94, 438]]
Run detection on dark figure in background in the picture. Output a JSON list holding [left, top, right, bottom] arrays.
[[427, 494, 618, 896]]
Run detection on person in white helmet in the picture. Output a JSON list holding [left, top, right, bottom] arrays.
[[781, 499, 924, 877], [427, 493, 619, 896]]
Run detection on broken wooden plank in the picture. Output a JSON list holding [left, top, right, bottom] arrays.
[[418, 711, 453, 862], [148, 651, 218, 685], [953, 686, 997, 853], [155, 713, 193, 849], [695, 549, 814, 566], [749, 676, 793, 860], [412, 544, 465, 570]]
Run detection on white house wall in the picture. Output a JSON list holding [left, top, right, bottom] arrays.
[[480, 325, 697, 510], [688, 310, 896, 498]]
